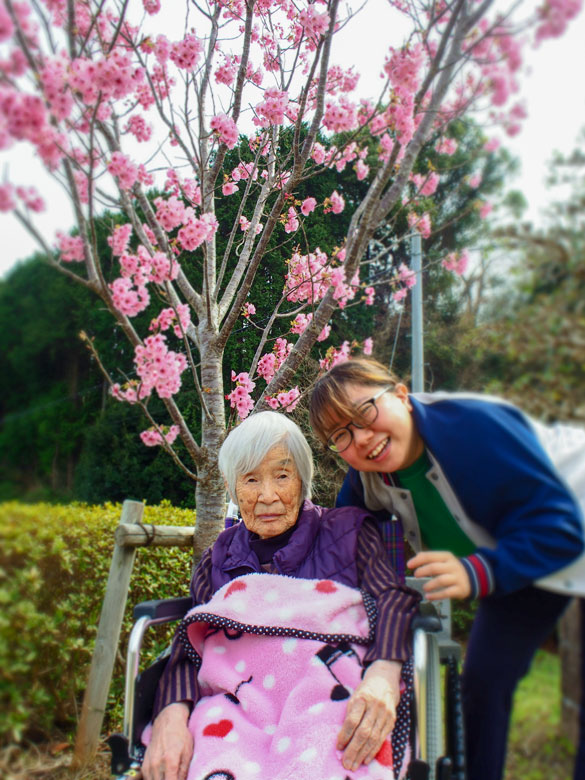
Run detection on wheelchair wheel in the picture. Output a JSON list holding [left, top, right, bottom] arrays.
[[413, 629, 444, 780]]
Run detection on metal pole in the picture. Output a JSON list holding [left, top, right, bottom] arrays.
[[410, 231, 424, 393]]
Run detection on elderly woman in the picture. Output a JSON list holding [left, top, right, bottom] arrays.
[[142, 411, 420, 780]]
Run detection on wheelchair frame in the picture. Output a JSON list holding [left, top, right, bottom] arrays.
[[108, 589, 465, 780]]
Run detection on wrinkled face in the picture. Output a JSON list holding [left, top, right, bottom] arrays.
[[235, 444, 303, 539], [327, 383, 423, 473]]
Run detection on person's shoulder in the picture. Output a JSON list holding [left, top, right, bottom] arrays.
[[411, 391, 530, 432]]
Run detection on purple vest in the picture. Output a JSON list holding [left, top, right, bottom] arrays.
[[210, 500, 373, 592]]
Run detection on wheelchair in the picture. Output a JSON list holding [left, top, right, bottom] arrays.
[[108, 573, 465, 780]]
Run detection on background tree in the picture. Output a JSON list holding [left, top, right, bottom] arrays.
[[0, 0, 579, 552]]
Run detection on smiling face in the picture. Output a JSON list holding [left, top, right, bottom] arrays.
[[235, 444, 304, 539], [327, 383, 424, 473]]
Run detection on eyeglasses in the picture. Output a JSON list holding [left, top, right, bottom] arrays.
[[326, 386, 393, 453]]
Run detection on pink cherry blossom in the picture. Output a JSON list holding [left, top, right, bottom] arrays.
[[108, 223, 133, 257], [284, 207, 299, 233], [178, 212, 219, 250], [301, 197, 317, 216], [442, 249, 470, 276], [170, 33, 203, 70], [398, 263, 417, 288], [242, 302, 256, 317], [363, 338, 373, 355], [327, 190, 345, 215], [222, 181, 238, 195], [108, 152, 138, 190], [393, 288, 408, 303], [364, 286, 375, 305], [479, 201, 493, 219], [57, 231, 85, 262], [276, 386, 301, 412], [210, 113, 239, 149], [0, 183, 15, 211]]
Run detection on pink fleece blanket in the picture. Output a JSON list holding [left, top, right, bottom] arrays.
[[175, 573, 412, 780]]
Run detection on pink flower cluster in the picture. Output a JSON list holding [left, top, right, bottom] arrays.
[[210, 113, 239, 149], [324, 190, 345, 214], [110, 276, 150, 317], [108, 152, 138, 191], [215, 55, 238, 86], [363, 338, 373, 356], [135, 334, 188, 399], [319, 340, 351, 371], [384, 44, 425, 94], [535, 0, 582, 43], [411, 171, 440, 197], [364, 286, 375, 305], [57, 231, 85, 262], [170, 33, 203, 70], [150, 304, 191, 337], [301, 197, 317, 216], [407, 211, 432, 239], [125, 114, 152, 142], [296, 6, 330, 48], [257, 337, 292, 383], [108, 223, 133, 257], [442, 249, 470, 276], [266, 386, 301, 413], [323, 97, 358, 133], [242, 302, 256, 317], [290, 312, 330, 342], [435, 137, 458, 155], [140, 424, 180, 447], [226, 371, 256, 419], [284, 248, 330, 304], [283, 207, 299, 233], [178, 212, 219, 251], [254, 88, 289, 126]]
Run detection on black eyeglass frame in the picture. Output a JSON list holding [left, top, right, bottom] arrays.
[[326, 385, 394, 454]]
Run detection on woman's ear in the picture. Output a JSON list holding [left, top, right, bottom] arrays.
[[395, 383, 413, 409]]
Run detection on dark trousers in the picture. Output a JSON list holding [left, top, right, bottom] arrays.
[[462, 586, 579, 780]]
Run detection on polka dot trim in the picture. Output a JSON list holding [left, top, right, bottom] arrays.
[[178, 588, 377, 667], [391, 656, 414, 777]]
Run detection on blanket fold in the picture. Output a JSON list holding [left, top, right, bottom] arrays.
[[169, 574, 412, 780]]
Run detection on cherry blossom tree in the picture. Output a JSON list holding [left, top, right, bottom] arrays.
[[0, 0, 580, 551]]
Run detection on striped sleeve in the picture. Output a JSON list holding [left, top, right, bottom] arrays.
[[152, 547, 214, 718], [357, 519, 421, 663], [461, 552, 495, 599]]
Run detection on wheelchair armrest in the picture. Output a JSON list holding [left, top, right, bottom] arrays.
[[133, 596, 192, 622], [412, 601, 443, 634]]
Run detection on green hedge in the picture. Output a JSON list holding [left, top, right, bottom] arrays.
[[0, 501, 195, 745]]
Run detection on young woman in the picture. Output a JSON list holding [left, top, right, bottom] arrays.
[[309, 357, 585, 780]]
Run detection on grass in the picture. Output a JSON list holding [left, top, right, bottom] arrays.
[[505, 649, 575, 780], [0, 649, 576, 779]]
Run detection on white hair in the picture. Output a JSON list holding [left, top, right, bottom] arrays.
[[219, 411, 313, 505]]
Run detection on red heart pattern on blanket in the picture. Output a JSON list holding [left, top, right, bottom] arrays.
[[203, 719, 234, 738], [315, 579, 337, 594], [375, 739, 393, 768], [224, 581, 247, 598]]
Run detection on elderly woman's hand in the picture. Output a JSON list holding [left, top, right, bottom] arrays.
[[337, 659, 402, 772], [142, 702, 193, 780]]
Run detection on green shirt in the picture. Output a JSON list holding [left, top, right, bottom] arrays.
[[396, 450, 476, 557]]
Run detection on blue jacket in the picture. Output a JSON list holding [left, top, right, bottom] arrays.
[[337, 393, 585, 598]]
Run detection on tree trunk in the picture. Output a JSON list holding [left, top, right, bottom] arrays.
[[193, 346, 227, 557]]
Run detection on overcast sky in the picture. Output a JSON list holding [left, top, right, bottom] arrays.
[[0, 2, 583, 278]]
